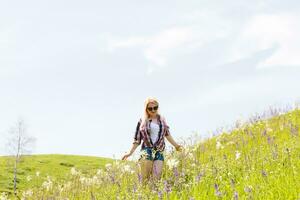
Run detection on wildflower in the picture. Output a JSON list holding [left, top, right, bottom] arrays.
[[96, 169, 103, 176], [173, 167, 179, 178], [70, 167, 79, 176], [266, 127, 273, 133], [92, 175, 100, 184], [138, 173, 142, 183], [0, 192, 8, 200], [42, 179, 53, 191], [261, 170, 267, 177], [164, 180, 172, 193], [26, 175, 32, 182], [214, 183, 222, 197], [105, 163, 112, 170], [279, 125, 284, 131], [267, 135, 272, 144], [57, 184, 64, 193], [230, 178, 235, 188], [79, 177, 87, 185], [122, 165, 131, 173], [22, 189, 33, 198], [157, 191, 163, 200], [290, 125, 299, 136], [36, 171, 40, 177], [244, 185, 252, 193], [195, 172, 204, 182], [216, 141, 224, 150], [233, 191, 238, 200], [166, 158, 179, 170], [188, 152, 194, 159], [235, 151, 241, 160]]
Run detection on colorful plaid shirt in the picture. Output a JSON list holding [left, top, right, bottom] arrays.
[[133, 114, 171, 152]]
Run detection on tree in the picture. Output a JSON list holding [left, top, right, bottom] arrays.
[[5, 118, 36, 196]]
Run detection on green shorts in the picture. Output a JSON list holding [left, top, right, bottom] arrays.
[[140, 147, 164, 161]]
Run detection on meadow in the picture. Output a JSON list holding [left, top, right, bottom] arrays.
[[0, 107, 299, 199]]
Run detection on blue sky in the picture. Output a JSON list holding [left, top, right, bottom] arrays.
[[0, 0, 300, 159]]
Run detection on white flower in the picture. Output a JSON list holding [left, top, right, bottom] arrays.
[[36, 171, 40, 177], [26, 175, 32, 182], [22, 189, 33, 197], [235, 151, 241, 160], [267, 128, 273, 132], [42, 179, 53, 191], [92, 175, 99, 183], [216, 141, 224, 150], [80, 177, 94, 186], [166, 158, 179, 170], [188, 152, 194, 159], [79, 177, 86, 184], [70, 167, 79, 175], [226, 141, 235, 146], [122, 165, 131, 173], [96, 169, 103, 175], [105, 163, 112, 170], [0, 192, 8, 200]]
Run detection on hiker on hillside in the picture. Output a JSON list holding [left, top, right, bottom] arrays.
[[122, 97, 183, 182]]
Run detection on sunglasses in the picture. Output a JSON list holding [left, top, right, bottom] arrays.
[[147, 106, 158, 111]]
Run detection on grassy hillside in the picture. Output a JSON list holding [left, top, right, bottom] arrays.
[[0, 154, 114, 194], [0, 108, 299, 199]]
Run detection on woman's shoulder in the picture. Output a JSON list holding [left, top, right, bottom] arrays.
[[159, 115, 168, 124], [158, 114, 165, 119]]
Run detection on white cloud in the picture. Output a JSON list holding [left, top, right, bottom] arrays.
[[106, 26, 196, 67], [228, 12, 300, 68], [144, 27, 195, 66]]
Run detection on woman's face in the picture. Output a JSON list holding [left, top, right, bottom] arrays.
[[147, 102, 158, 118]]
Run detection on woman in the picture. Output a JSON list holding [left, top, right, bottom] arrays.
[[122, 97, 182, 183]]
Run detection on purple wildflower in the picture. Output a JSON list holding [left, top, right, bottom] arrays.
[[157, 191, 163, 200], [267, 135, 272, 144], [261, 170, 267, 177], [138, 173, 142, 183], [173, 167, 179, 179], [244, 186, 252, 193], [196, 172, 204, 182], [233, 191, 238, 200], [262, 129, 267, 136], [214, 183, 222, 197], [290, 125, 299, 136], [164, 180, 172, 193], [230, 178, 235, 188]]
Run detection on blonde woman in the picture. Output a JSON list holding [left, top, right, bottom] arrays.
[[122, 97, 182, 182]]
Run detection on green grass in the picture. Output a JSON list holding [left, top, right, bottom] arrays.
[[0, 154, 114, 194], [0, 107, 300, 199]]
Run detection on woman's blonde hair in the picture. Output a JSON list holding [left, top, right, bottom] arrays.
[[142, 97, 160, 122]]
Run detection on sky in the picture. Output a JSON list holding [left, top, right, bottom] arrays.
[[0, 0, 300, 159]]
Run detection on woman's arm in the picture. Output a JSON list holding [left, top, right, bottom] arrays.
[[165, 135, 182, 151], [122, 143, 139, 160]]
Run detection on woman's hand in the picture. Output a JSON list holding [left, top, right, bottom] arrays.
[[122, 153, 132, 160], [175, 144, 183, 151]]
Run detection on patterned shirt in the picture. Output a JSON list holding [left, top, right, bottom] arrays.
[[133, 114, 171, 152]]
